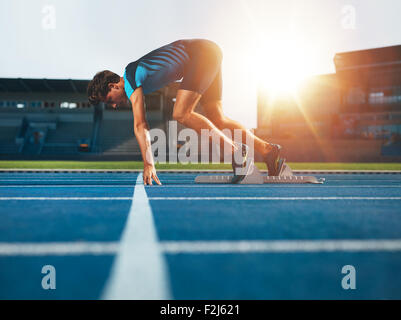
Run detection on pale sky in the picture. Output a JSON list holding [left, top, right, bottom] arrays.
[[1, 0, 400, 127]]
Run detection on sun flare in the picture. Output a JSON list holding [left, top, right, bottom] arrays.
[[251, 36, 314, 98]]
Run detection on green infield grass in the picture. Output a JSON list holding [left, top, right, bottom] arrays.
[[0, 161, 401, 171]]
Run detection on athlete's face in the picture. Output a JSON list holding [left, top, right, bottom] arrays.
[[104, 79, 128, 109]]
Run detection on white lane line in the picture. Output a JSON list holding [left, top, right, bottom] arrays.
[[147, 197, 401, 201], [149, 185, 401, 188], [1, 239, 401, 256], [0, 197, 132, 200], [328, 179, 401, 182], [1, 196, 401, 201], [0, 185, 134, 188], [1, 185, 401, 188], [101, 173, 171, 300], [0, 242, 118, 256], [1, 179, 399, 183], [160, 239, 401, 253], [0, 179, 136, 182]]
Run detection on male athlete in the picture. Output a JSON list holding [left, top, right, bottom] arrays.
[[87, 39, 283, 185]]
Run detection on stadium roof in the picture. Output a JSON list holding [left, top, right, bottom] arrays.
[[0, 78, 89, 93], [334, 45, 401, 71]]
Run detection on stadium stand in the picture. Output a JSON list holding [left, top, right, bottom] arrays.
[[0, 78, 172, 159], [97, 118, 139, 155], [96, 110, 166, 156], [0, 118, 21, 155], [41, 120, 93, 155]]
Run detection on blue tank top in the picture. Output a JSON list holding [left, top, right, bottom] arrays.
[[123, 40, 190, 98]]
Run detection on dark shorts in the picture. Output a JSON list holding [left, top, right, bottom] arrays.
[[179, 39, 223, 104]]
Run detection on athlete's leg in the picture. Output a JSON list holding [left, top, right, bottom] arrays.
[[175, 39, 253, 170], [172, 89, 236, 151], [177, 39, 282, 175], [201, 99, 274, 157], [202, 99, 283, 175]]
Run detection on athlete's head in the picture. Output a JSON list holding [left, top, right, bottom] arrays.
[[87, 70, 127, 109]]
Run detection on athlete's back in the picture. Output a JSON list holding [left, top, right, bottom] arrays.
[[124, 40, 191, 98]]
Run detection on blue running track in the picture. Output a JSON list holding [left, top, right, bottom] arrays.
[[0, 171, 400, 299]]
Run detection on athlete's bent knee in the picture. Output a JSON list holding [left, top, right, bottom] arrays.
[[211, 116, 227, 130], [172, 109, 191, 124]]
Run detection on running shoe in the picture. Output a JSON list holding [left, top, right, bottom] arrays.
[[264, 143, 284, 176]]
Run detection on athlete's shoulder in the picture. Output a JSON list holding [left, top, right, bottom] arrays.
[[125, 60, 139, 75], [123, 61, 142, 99]]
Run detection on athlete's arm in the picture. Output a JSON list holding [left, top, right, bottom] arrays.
[[130, 87, 161, 185]]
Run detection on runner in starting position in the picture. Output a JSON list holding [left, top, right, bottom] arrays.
[[87, 39, 283, 185]]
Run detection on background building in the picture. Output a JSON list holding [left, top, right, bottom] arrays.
[[334, 45, 401, 151], [256, 45, 401, 162]]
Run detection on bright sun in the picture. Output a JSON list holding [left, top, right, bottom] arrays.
[[251, 36, 313, 97]]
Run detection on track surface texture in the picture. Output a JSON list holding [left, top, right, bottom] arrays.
[[0, 171, 400, 299]]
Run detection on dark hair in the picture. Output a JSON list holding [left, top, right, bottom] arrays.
[[87, 70, 120, 105]]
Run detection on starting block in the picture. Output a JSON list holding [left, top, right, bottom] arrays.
[[195, 159, 325, 185]]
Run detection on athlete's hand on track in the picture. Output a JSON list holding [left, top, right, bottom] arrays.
[[143, 164, 162, 185]]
